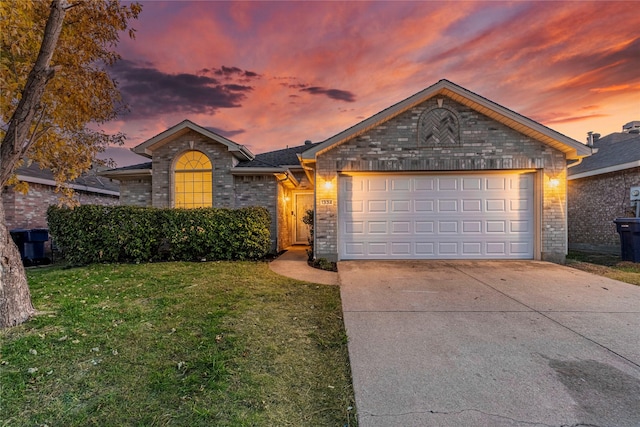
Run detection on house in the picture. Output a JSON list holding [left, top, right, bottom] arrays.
[[567, 123, 640, 253], [3, 162, 120, 231], [103, 79, 592, 263]]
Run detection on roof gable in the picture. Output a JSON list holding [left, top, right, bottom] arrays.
[[132, 119, 254, 161], [301, 79, 592, 161]]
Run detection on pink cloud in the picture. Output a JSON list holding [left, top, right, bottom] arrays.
[[109, 1, 640, 152]]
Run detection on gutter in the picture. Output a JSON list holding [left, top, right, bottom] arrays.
[[17, 175, 120, 196], [568, 160, 640, 180]]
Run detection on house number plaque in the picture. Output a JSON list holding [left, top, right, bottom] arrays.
[[320, 199, 333, 205]]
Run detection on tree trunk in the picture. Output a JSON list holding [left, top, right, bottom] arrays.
[[0, 0, 67, 327], [0, 196, 35, 328]]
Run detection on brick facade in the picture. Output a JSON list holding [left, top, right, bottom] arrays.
[[3, 183, 119, 231], [314, 97, 568, 262], [234, 174, 282, 251], [149, 130, 237, 208], [117, 130, 287, 252], [118, 177, 152, 207], [568, 167, 640, 253]]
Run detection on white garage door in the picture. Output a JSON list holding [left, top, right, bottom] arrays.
[[339, 172, 535, 260]]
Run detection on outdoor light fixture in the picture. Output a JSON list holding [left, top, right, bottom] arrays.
[[324, 180, 333, 190], [549, 178, 560, 188]]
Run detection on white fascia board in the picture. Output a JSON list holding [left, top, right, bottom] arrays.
[[17, 175, 120, 196], [568, 161, 640, 180], [98, 169, 152, 180]]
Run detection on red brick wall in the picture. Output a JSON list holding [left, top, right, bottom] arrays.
[[567, 167, 640, 253], [2, 182, 119, 231]]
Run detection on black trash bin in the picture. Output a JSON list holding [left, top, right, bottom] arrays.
[[9, 229, 29, 259], [613, 218, 640, 263], [26, 228, 49, 261], [8, 228, 50, 266]]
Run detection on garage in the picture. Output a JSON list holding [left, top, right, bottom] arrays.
[[300, 80, 592, 262], [338, 172, 535, 260]]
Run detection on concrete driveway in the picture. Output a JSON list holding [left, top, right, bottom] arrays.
[[338, 260, 640, 427]]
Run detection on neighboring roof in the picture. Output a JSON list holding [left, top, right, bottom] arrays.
[[132, 119, 255, 162], [236, 142, 319, 168], [99, 161, 152, 179], [301, 79, 592, 161], [568, 132, 640, 180], [16, 162, 120, 196]]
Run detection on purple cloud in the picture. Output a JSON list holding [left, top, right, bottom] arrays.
[[110, 60, 258, 119], [300, 86, 356, 102]]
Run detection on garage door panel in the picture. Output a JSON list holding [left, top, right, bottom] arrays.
[[391, 178, 411, 191], [438, 200, 458, 212], [391, 221, 411, 233], [339, 173, 534, 259], [462, 199, 482, 212], [415, 200, 435, 212], [438, 177, 458, 190], [415, 178, 436, 191], [486, 177, 507, 190], [416, 221, 435, 233], [462, 221, 482, 233], [486, 199, 506, 212], [368, 200, 387, 212], [345, 200, 364, 213], [462, 178, 482, 190], [391, 200, 411, 212]]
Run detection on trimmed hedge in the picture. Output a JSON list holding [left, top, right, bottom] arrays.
[[47, 205, 271, 265]]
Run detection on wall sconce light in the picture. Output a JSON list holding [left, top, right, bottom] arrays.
[[284, 196, 290, 202], [549, 178, 560, 188], [324, 180, 333, 190]]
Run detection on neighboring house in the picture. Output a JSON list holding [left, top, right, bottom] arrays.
[[567, 124, 640, 253], [103, 79, 592, 263], [3, 162, 120, 231]]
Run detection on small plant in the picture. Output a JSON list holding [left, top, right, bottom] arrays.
[[302, 209, 314, 261]]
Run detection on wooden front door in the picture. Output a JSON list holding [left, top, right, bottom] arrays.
[[294, 193, 314, 244]]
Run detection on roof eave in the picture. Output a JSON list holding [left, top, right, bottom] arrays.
[[568, 160, 640, 180], [16, 174, 120, 196], [99, 169, 152, 179], [230, 167, 288, 175]]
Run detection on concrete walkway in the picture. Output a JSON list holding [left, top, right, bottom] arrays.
[[268, 246, 339, 285]]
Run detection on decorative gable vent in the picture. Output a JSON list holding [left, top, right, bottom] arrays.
[[418, 106, 460, 146]]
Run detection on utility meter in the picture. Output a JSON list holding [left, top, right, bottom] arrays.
[[632, 187, 640, 217]]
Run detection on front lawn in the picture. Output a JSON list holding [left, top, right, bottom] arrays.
[[566, 251, 640, 286], [1, 262, 356, 426]]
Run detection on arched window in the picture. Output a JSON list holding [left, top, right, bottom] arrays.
[[174, 151, 212, 208]]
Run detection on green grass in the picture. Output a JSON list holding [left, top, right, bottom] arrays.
[[1, 262, 356, 426], [566, 251, 640, 286]]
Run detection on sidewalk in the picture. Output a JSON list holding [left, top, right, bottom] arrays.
[[268, 246, 339, 285]]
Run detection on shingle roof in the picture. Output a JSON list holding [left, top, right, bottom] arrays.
[[568, 132, 640, 177], [111, 161, 152, 171], [16, 162, 120, 194], [237, 142, 318, 168]]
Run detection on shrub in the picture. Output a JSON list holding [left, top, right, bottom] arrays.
[[47, 205, 271, 265]]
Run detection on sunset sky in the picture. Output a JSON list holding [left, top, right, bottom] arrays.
[[104, 1, 640, 156]]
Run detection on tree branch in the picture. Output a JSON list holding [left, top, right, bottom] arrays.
[[0, 0, 67, 187]]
